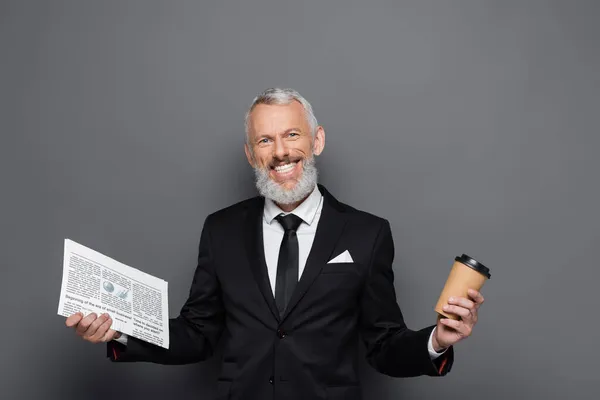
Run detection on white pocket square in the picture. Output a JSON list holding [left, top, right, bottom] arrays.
[[327, 250, 354, 264]]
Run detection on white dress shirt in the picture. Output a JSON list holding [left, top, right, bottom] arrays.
[[262, 183, 324, 294], [116, 185, 447, 359]]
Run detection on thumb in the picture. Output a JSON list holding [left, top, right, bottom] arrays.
[[65, 312, 83, 328]]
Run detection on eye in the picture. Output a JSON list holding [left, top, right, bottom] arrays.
[[259, 138, 270, 144], [288, 132, 298, 137]]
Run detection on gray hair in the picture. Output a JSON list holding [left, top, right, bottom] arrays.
[[244, 88, 318, 147]]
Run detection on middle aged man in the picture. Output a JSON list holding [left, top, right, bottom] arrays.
[[66, 88, 485, 400]]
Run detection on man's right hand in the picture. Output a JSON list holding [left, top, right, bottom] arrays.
[[65, 312, 121, 343]]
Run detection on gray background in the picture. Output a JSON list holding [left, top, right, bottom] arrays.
[[1, 0, 598, 399]]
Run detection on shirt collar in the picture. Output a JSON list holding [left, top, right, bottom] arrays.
[[263, 185, 323, 226]]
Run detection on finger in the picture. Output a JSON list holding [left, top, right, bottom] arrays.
[[441, 317, 473, 337], [467, 289, 485, 306], [439, 317, 461, 331], [443, 304, 471, 320], [448, 296, 475, 310], [65, 312, 83, 328], [82, 313, 108, 339], [101, 329, 119, 342], [76, 313, 98, 336], [89, 317, 113, 343]]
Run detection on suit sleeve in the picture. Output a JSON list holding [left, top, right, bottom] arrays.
[[107, 215, 225, 365], [358, 219, 453, 377]]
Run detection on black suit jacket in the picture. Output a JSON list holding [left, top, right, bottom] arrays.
[[108, 184, 453, 400]]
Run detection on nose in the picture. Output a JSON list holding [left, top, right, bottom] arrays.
[[272, 136, 289, 161]]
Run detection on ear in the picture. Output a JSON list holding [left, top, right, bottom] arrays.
[[244, 143, 255, 167], [312, 126, 326, 156]]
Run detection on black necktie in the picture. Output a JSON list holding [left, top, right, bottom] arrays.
[[274, 213, 303, 317]]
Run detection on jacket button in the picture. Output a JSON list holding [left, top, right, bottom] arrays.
[[277, 329, 286, 339], [269, 376, 274, 385]]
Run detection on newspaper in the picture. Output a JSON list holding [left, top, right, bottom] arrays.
[[57, 239, 169, 349]]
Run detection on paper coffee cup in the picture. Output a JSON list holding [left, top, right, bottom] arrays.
[[435, 254, 491, 320]]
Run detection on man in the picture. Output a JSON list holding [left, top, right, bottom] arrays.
[[66, 88, 485, 400]]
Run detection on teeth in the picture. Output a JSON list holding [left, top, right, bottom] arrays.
[[274, 162, 296, 173]]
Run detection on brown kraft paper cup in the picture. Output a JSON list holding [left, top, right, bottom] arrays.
[[435, 254, 491, 320]]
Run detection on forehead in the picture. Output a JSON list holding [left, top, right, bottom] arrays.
[[247, 101, 310, 136]]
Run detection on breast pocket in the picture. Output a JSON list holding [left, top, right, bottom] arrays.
[[321, 262, 360, 274], [305, 263, 363, 315], [316, 262, 362, 299]]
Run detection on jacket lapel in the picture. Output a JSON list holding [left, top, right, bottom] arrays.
[[281, 184, 347, 321], [244, 197, 281, 322]]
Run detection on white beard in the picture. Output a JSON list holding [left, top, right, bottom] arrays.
[[254, 156, 318, 205]]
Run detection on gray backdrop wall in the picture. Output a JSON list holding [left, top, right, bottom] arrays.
[[1, 1, 598, 399]]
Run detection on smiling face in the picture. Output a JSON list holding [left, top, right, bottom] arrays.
[[245, 100, 325, 207]]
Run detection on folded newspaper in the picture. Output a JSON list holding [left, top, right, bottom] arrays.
[[57, 239, 169, 349]]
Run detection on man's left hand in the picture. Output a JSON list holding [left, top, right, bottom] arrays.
[[432, 288, 485, 351]]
